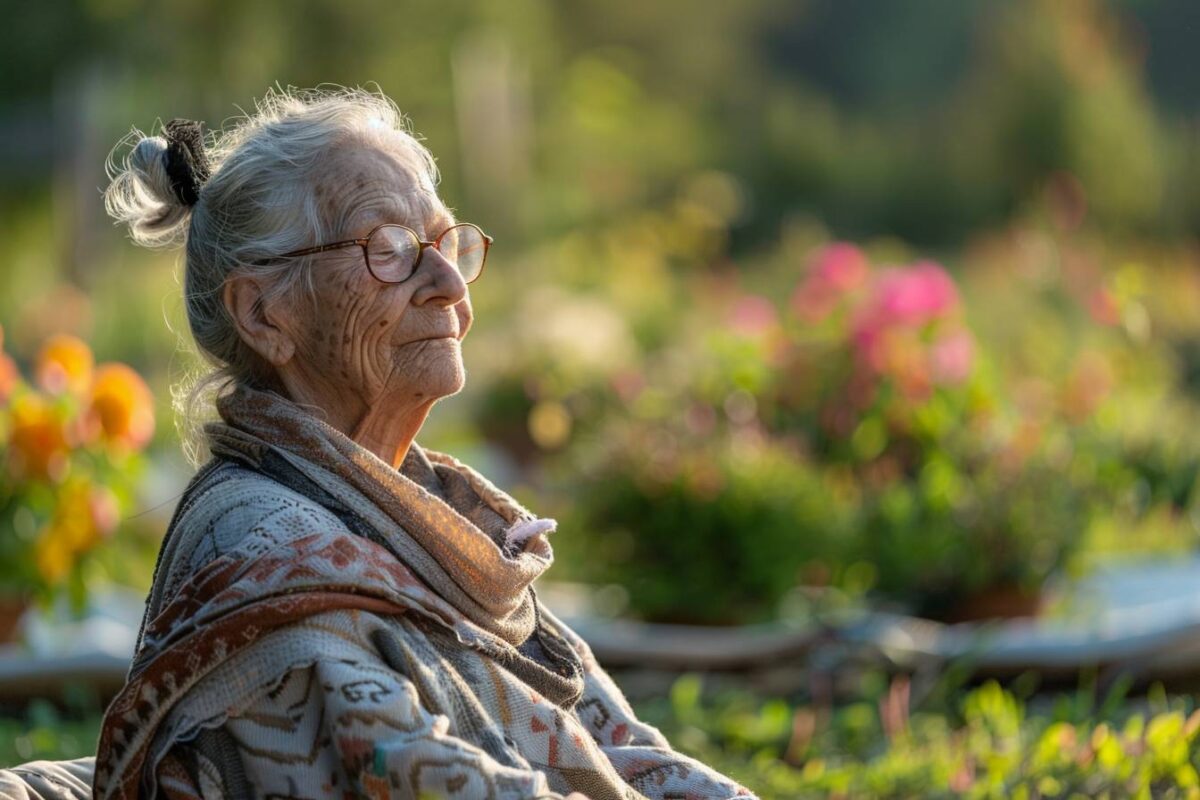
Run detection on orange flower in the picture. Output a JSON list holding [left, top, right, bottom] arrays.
[[0, 323, 18, 405], [7, 393, 69, 481], [35, 334, 94, 396], [89, 363, 155, 451], [0, 352, 18, 405]]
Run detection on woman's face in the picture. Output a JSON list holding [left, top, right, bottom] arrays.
[[278, 134, 474, 424]]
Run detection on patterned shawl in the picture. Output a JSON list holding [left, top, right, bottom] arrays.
[[94, 387, 756, 799]]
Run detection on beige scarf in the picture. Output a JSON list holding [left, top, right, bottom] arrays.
[[204, 384, 555, 648]]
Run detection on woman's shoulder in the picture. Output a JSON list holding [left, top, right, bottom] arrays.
[[148, 460, 352, 615], [176, 459, 348, 547]]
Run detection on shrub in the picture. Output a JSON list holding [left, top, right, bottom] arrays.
[[560, 241, 1111, 620], [563, 433, 851, 625]]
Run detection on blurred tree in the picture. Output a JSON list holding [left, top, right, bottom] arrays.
[[3, 0, 1198, 250]]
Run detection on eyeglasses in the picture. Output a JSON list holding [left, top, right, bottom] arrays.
[[279, 222, 492, 284]]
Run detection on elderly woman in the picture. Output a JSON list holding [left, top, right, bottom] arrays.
[[64, 88, 754, 800]]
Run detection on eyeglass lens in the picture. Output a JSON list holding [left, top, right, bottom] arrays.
[[365, 223, 487, 284]]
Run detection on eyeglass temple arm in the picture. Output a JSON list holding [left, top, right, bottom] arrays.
[[282, 238, 369, 258]]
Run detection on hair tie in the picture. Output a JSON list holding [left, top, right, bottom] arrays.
[[163, 118, 211, 206]]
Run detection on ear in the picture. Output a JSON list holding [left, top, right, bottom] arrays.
[[224, 275, 296, 367]]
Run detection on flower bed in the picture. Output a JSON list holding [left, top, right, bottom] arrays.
[[545, 235, 1147, 624]]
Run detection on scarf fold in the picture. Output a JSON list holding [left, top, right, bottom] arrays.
[[204, 385, 554, 648]]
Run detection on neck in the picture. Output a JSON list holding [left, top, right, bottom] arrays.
[[279, 371, 436, 470], [349, 398, 435, 469]]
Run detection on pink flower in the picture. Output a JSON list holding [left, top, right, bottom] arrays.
[[930, 330, 975, 385], [791, 243, 870, 323], [870, 261, 959, 328], [851, 261, 961, 367], [89, 486, 121, 539], [727, 294, 778, 337], [846, 261, 973, 402], [813, 243, 869, 292]]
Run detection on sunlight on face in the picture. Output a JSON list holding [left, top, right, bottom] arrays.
[[282, 134, 474, 424]]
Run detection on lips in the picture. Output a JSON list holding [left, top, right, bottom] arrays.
[[393, 312, 462, 345], [407, 333, 459, 345]]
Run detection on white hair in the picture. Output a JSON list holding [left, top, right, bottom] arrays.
[[104, 86, 440, 464]]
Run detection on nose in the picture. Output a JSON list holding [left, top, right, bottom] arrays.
[[409, 245, 468, 307]]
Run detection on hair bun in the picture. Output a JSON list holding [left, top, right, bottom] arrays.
[[130, 135, 175, 205], [105, 131, 191, 248], [163, 119, 211, 206]]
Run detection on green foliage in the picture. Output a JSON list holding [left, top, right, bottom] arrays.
[[562, 434, 851, 624], [858, 442, 1094, 616], [0, 693, 101, 767], [640, 676, 1200, 800], [551, 230, 1184, 622]]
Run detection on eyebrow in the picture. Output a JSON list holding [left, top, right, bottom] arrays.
[[354, 187, 456, 228], [426, 209, 457, 233]]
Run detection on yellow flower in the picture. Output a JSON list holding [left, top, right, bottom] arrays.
[[31, 479, 113, 588], [89, 363, 155, 451], [57, 479, 102, 552], [33, 523, 73, 586], [35, 334, 94, 396]]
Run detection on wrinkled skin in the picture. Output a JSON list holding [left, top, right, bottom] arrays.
[[226, 132, 473, 468]]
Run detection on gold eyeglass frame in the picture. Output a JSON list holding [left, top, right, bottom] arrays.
[[279, 222, 493, 284]]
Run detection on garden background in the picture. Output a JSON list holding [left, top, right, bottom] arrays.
[[6, 0, 1200, 796]]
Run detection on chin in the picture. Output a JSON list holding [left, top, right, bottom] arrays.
[[385, 337, 468, 405], [438, 364, 467, 398], [418, 352, 467, 402]]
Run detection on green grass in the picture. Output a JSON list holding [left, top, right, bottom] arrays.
[[0, 700, 100, 766], [636, 675, 1200, 799]]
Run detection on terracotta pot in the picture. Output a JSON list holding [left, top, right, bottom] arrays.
[[941, 585, 1044, 623], [0, 595, 29, 643]]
